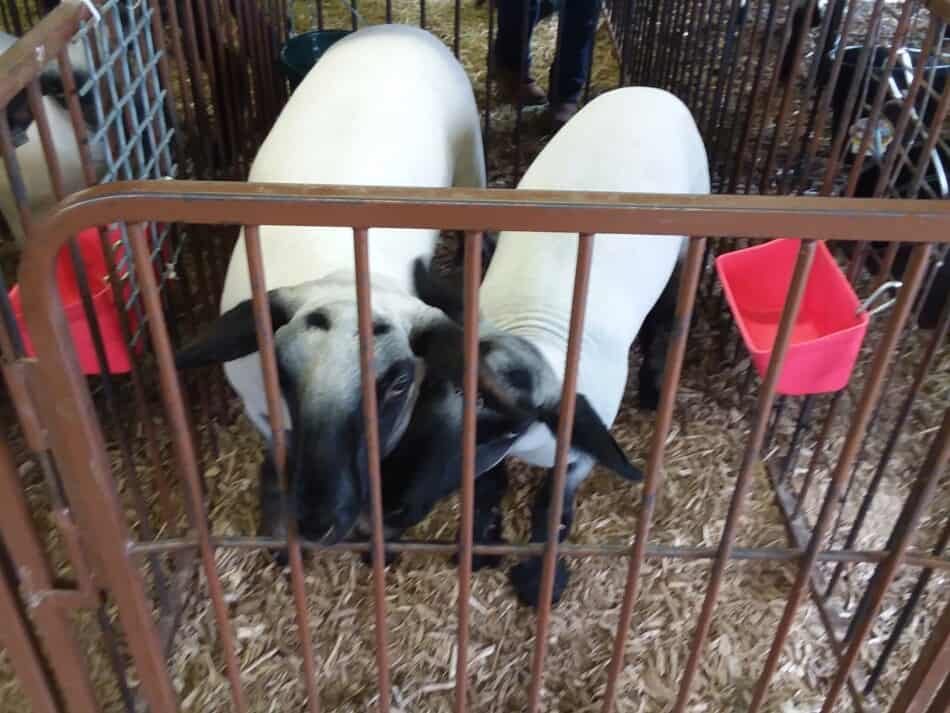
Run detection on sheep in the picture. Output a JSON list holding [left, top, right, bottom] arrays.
[[380, 86, 710, 607], [174, 24, 487, 550], [0, 30, 107, 245], [1, 19, 169, 244]]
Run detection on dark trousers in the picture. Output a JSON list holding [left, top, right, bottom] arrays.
[[495, 0, 600, 104]]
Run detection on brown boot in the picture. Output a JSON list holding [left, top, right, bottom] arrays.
[[495, 67, 549, 107]]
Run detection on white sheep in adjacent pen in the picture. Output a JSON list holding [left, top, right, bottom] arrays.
[[175, 24, 486, 549], [382, 86, 711, 607], [0, 29, 106, 245]]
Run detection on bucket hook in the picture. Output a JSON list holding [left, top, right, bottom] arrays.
[[857, 280, 903, 317]]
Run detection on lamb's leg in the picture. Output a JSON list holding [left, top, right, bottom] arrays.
[[453, 460, 509, 571], [509, 461, 586, 607], [258, 454, 289, 567], [638, 266, 680, 411]]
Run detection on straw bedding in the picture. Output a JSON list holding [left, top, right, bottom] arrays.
[[1, 2, 948, 712]]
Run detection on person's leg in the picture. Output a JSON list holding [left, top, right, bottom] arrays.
[[548, 0, 600, 119], [495, 0, 547, 105]]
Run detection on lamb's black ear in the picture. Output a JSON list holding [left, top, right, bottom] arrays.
[[540, 394, 643, 481], [413, 258, 465, 323], [175, 290, 297, 369]]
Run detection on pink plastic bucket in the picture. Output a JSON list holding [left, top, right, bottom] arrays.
[[716, 239, 879, 396]]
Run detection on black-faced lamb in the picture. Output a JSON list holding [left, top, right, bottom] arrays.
[[381, 86, 711, 607], [174, 25, 487, 549]]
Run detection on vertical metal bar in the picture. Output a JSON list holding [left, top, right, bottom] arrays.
[[827, 295, 950, 595], [454, 230, 483, 713], [781, 395, 815, 482], [484, 0, 495, 164], [0, 442, 99, 713], [129, 223, 248, 713], [454, 0, 461, 57], [352, 228, 392, 713], [526, 233, 595, 713], [841, 1, 919, 199], [867, 517, 950, 694], [820, 407, 950, 712], [747, 243, 933, 713], [887, 598, 950, 713], [758, 0, 821, 194], [0, 545, 63, 713], [923, 676, 950, 713], [512, 0, 532, 184], [179, 0, 216, 175], [601, 236, 706, 713], [0, 107, 36, 241], [616, 0, 633, 87], [672, 240, 819, 713], [244, 226, 321, 713], [726, 0, 780, 192], [764, 395, 788, 453], [53, 52, 180, 589]]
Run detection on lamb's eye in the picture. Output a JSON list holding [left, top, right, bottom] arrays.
[[387, 374, 411, 398]]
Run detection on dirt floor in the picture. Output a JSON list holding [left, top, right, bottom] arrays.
[[1, 1, 948, 713]]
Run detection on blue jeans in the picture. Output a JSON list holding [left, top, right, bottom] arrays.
[[495, 0, 600, 104]]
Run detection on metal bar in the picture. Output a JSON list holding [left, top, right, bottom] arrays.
[[770, 463, 872, 710], [819, 1, 891, 196], [33, 181, 950, 244], [125, 537, 950, 571], [129, 222, 248, 713], [923, 676, 950, 713], [454, 0, 461, 57], [867, 517, 950, 694], [353, 227, 392, 713], [512, 0, 532, 183], [827, 294, 950, 597], [781, 395, 815, 482], [31, 57, 175, 615], [887, 598, 950, 713], [796, 0, 862, 195], [454, 230, 483, 713], [727, 0, 781, 193], [747, 243, 934, 713], [842, 0, 917, 198], [820, 407, 950, 713], [601, 236, 706, 713], [672, 240, 819, 713], [527, 233, 595, 713], [0, 545, 63, 713], [484, 0, 495, 161], [244, 225, 321, 713], [0, 442, 98, 713], [758, 0, 823, 194]]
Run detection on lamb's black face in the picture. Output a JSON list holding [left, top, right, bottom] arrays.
[[380, 333, 548, 533], [173, 279, 445, 544], [271, 302, 425, 542]]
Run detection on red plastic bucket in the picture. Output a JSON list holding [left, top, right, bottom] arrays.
[[9, 225, 144, 375], [716, 239, 873, 396]]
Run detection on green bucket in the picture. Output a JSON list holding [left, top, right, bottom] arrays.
[[279, 30, 352, 91]]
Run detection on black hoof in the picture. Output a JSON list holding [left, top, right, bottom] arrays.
[[510, 557, 570, 608]]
